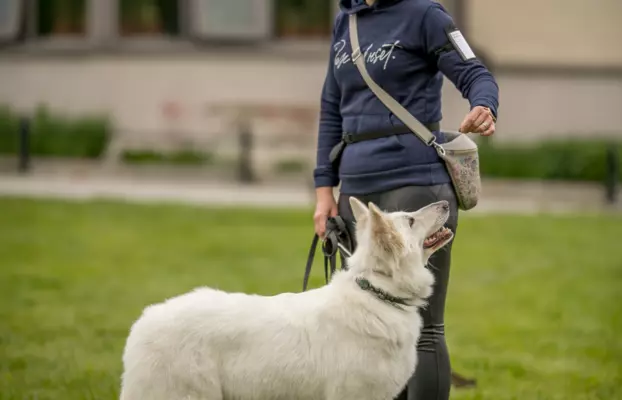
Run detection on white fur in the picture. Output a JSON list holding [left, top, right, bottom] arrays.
[[120, 199, 453, 400]]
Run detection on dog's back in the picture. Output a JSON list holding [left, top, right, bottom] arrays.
[[120, 287, 325, 399]]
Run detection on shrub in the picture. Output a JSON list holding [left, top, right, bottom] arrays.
[[0, 105, 111, 159], [273, 159, 308, 174], [479, 139, 622, 183], [121, 149, 214, 166]]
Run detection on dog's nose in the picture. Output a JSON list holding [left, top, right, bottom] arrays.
[[439, 201, 449, 212]]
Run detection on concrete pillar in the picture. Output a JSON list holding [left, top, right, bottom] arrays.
[[88, 0, 118, 47]]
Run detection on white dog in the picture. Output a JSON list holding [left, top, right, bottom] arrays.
[[119, 198, 454, 400]]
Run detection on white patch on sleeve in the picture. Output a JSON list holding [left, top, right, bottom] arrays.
[[448, 30, 476, 61]]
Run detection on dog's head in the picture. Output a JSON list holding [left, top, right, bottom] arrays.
[[347, 197, 454, 299]]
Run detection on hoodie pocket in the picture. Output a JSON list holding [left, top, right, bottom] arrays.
[[340, 136, 408, 175]]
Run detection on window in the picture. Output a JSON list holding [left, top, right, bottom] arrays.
[[119, 0, 180, 37], [275, 0, 332, 39], [36, 0, 86, 36], [189, 0, 271, 41], [0, 0, 22, 42]]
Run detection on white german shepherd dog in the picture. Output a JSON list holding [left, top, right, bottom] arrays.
[[120, 198, 454, 400]]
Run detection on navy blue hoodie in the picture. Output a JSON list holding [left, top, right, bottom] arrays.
[[314, 0, 499, 195]]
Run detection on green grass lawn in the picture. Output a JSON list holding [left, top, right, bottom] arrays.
[[0, 197, 620, 400]]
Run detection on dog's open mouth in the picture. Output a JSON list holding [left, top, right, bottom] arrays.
[[423, 227, 453, 249]]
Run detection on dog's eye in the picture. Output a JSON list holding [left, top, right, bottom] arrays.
[[407, 217, 415, 227]]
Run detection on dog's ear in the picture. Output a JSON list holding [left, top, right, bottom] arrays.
[[368, 202, 404, 256], [349, 196, 368, 222]]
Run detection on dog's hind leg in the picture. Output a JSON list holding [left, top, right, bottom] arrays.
[[328, 391, 392, 400], [120, 376, 223, 400], [120, 358, 224, 400], [327, 383, 394, 400]]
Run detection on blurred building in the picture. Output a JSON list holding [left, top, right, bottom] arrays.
[[0, 0, 620, 149]]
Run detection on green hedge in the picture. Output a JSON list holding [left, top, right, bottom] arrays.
[[121, 149, 214, 166], [0, 105, 111, 159], [273, 159, 308, 174], [479, 140, 622, 183]]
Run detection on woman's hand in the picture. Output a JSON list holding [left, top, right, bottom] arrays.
[[314, 187, 338, 238], [459, 106, 496, 136]]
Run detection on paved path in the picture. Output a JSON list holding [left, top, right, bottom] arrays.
[[1, 171, 619, 215], [0, 174, 311, 208]]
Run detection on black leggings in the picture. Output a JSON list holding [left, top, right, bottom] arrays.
[[337, 183, 459, 400]]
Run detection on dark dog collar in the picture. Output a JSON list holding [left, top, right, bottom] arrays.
[[355, 277, 414, 311]]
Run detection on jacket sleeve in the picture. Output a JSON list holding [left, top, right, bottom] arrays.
[[313, 31, 343, 188], [421, 3, 499, 118]]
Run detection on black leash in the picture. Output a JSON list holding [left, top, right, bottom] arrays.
[[302, 216, 353, 292]]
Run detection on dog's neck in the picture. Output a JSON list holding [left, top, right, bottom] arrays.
[[345, 251, 433, 310], [354, 277, 414, 311]]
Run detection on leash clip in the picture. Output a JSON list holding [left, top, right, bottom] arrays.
[[302, 216, 353, 292]]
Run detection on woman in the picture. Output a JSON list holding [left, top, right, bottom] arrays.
[[312, 0, 499, 399]]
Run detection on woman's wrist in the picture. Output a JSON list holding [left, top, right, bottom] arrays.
[[316, 187, 336, 202]]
